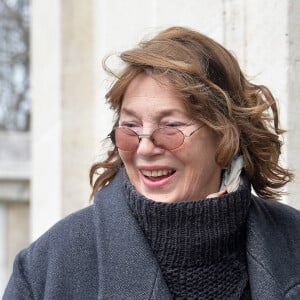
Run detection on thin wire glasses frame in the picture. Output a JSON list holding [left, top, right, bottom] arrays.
[[109, 124, 205, 151]]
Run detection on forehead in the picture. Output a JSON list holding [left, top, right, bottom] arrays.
[[121, 73, 189, 117]]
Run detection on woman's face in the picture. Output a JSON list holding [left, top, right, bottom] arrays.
[[118, 73, 221, 203]]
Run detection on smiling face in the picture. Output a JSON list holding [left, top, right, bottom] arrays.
[[118, 73, 222, 203]]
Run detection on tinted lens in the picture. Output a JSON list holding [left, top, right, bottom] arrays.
[[114, 127, 139, 151], [152, 127, 184, 150]]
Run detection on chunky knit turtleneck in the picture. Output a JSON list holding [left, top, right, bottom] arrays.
[[124, 175, 252, 299]]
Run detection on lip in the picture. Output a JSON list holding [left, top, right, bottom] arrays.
[[138, 165, 176, 189]]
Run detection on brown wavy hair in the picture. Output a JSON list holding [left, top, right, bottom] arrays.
[[90, 26, 293, 200]]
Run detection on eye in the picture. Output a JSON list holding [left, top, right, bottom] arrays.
[[163, 122, 189, 128], [119, 122, 140, 129], [169, 123, 182, 127]]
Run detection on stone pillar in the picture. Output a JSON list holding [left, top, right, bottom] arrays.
[[287, 0, 300, 208], [0, 131, 30, 293], [0, 204, 6, 294], [31, 0, 96, 239], [223, 0, 247, 68]]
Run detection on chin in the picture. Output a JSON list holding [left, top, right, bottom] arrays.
[[141, 191, 180, 203]]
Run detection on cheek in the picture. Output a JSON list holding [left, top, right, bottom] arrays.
[[180, 131, 220, 170], [118, 150, 139, 181], [197, 131, 220, 162], [119, 150, 134, 165]]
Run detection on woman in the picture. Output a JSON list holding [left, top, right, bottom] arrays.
[[4, 26, 300, 299]]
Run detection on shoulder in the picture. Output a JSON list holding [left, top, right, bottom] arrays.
[[5, 205, 98, 298], [4, 172, 126, 299], [247, 196, 300, 298], [247, 196, 300, 248], [34, 204, 96, 252], [19, 204, 97, 265], [249, 196, 300, 229]]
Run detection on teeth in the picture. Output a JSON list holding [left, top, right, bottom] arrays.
[[141, 169, 173, 177]]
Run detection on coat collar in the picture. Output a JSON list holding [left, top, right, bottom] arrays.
[[93, 171, 172, 299]]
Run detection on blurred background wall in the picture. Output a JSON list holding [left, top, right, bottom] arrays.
[[0, 0, 299, 294]]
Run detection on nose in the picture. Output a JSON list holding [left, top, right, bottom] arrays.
[[136, 135, 164, 156]]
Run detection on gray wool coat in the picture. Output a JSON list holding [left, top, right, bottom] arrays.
[[3, 171, 300, 299]]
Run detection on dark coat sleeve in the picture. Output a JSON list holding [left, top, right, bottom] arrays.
[[3, 249, 34, 299]]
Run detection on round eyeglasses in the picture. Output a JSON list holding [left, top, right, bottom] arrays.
[[109, 124, 205, 151]]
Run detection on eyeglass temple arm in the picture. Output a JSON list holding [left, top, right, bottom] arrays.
[[184, 124, 205, 137]]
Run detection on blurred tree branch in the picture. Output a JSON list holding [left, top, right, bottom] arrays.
[[0, 0, 30, 131]]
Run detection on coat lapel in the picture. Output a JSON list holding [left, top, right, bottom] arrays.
[[93, 172, 172, 299]]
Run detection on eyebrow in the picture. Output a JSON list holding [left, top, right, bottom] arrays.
[[120, 107, 189, 119]]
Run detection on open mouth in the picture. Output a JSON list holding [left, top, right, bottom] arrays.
[[141, 169, 176, 181]]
